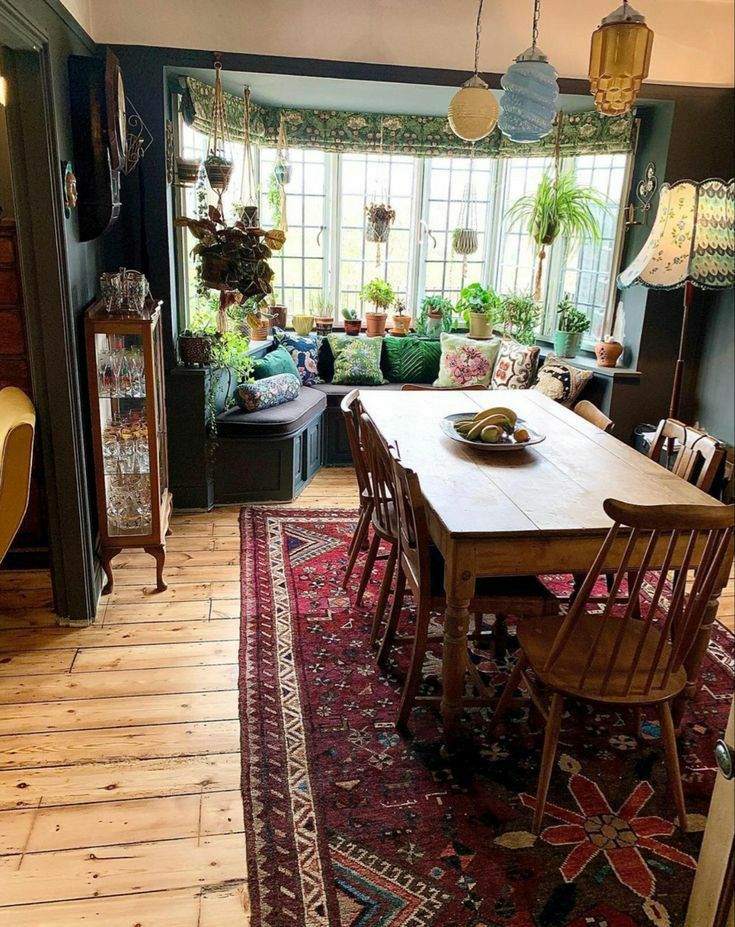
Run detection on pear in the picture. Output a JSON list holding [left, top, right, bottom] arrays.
[[480, 425, 502, 443]]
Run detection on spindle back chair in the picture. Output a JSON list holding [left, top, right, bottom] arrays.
[[340, 390, 371, 590], [573, 399, 614, 433], [649, 419, 725, 494]]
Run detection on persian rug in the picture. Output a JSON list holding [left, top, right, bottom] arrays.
[[239, 507, 734, 927]]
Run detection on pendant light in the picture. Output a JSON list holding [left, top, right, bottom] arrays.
[[448, 0, 499, 142], [589, 2, 654, 116], [499, 0, 559, 143]]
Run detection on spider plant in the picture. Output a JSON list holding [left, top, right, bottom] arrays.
[[505, 168, 609, 300]]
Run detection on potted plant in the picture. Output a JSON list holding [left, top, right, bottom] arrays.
[[176, 157, 202, 187], [341, 307, 362, 336], [498, 293, 541, 346], [291, 307, 315, 337], [554, 294, 590, 357], [416, 296, 454, 338], [505, 168, 608, 300], [456, 283, 501, 339], [390, 298, 412, 335], [365, 203, 396, 243], [204, 153, 233, 196], [312, 297, 336, 335], [360, 278, 395, 337]]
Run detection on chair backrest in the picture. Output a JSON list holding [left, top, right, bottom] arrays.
[[0, 387, 36, 563], [387, 445, 432, 595], [648, 418, 725, 494], [574, 399, 614, 434], [340, 389, 370, 496], [543, 498, 735, 700], [400, 384, 487, 391], [359, 412, 397, 538]]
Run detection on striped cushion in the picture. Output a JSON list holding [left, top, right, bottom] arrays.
[[382, 337, 441, 383]]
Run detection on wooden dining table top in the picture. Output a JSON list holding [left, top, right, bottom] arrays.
[[358, 388, 723, 542]]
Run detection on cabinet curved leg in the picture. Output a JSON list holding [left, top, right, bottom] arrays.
[[101, 548, 117, 596], [144, 545, 168, 592]]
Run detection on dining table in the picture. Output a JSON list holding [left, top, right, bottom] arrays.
[[358, 387, 730, 744]]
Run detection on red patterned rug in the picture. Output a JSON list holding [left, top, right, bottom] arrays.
[[239, 507, 734, 927]]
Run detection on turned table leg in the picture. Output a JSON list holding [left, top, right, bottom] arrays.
[[100, 548, 118, 595], [144, 544, 168, 593], [441, 546, 475, 746]]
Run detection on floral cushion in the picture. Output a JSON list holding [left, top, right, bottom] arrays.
[[234, 373, 301, 413], [533, 354, 593, 406], [382, 336, 442, 383], [433, 332, 500, 388], [273, 328, 322, 386], [252, 345, 301, 381], [328, 334, 385, 386], [490, 340, 540, 390]]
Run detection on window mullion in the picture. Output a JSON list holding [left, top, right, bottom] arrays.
[[407, 157, 425, 313], [329, 153, 342, 317], [486, 158, 506, 292]]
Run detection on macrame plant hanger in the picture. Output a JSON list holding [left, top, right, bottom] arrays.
[[366, 117, 390, 267], [239, 87, 259, 229], [453, 142, 480, 284], [533, 110, 563, 300], [275, 113, 289, 232], [205, 55, 232, 212]]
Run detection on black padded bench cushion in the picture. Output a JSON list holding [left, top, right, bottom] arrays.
[[308, 381, 419, 406], [216, 388, 326, 438]]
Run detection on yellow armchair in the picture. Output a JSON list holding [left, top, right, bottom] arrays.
[[0, 387, 36, 563]]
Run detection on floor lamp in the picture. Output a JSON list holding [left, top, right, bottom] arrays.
[[618, 178, 734, 421]]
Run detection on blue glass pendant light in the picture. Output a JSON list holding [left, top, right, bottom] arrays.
[[499, 0, 559, 143]]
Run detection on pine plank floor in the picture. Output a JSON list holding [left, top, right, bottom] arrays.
[[0, 465, 732, 924], [0, 468, 358, 925]]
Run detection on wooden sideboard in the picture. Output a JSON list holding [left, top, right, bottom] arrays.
[[0, 217, 48, 563]]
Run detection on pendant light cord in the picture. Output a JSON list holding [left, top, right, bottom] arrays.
[[531, 0, 542, 51], [473, 0, 484, 74]]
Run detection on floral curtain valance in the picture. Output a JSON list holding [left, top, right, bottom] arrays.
[[185, 77, 635, 160]]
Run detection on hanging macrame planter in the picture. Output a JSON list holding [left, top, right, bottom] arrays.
[[452, 172, 480, 280], [204, 57, 233, 205], [273, 113, 290, 231], [239, 87, 260, 230], [365, 203, 395, 244]]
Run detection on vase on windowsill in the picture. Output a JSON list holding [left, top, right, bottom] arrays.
[[594, 337, 624, 368]]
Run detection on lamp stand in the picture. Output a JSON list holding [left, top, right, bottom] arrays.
[[669, 280, 695, 422]]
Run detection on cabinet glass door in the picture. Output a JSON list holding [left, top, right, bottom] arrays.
[[94, 331, 152, 537]]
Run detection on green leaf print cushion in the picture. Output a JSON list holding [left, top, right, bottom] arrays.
[[327, 334, 386, 386]]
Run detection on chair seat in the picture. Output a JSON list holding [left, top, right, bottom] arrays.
[[371, 498, 397, 539], [517, 614, 686, 704]]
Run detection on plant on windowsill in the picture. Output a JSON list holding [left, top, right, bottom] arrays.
[[456, 283, 502, 340], [291, 305, 315, 337], [505, 168, 608, 301], [498, 293, 541, 346], [390, 298, 412, 336], [416, 296, 454, 338], [554, 294, 590, 357], [360, 278, 396, 337], [312, 296, 336, 335], [341, 307, 362, 336]]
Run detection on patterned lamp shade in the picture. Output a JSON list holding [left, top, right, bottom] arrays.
[[589, 2, 654, 116], [448, 75, 499, 142], [618, 179, 735, 290], [499, 47, 559, 143]]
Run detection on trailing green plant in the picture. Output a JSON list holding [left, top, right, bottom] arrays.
[[498, 293, 541, 346], [268, 171, 283, 228], [416, 295, 454, 335], [556, 294, 591, 334], [341, 307, 358, 321], [505, 168, 609, 300], [360, 278, 396, 312], [456, 283, 502, 326]]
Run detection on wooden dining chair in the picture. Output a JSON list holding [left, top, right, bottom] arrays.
[[491, 498, 735, 834], [648, 419, 725, 494], [340, 390, 372, 589], [573, 399, 614, 433], [400, 384, 488, 391], [386, 446, 559, 733]]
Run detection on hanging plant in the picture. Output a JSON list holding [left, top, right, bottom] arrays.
[[365, 202, 396, 243], [452, 227, 479, 256], [204, 57, 233, 202]]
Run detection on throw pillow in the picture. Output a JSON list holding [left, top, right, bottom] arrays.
[[382, 336, 442, 384], [533, 354, 593, 406], [328, 334, 385, 386], [491, 340, 540, 390], [252, 345, 301, 381], [433, 332, 500, 388], [272, 328, 322, 386], [234, 373, 301, 413]]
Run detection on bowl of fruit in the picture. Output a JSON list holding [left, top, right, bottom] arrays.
[[440, 406, 545, 451]]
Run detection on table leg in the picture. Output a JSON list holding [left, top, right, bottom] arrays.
[[441, 547, 475, 746]]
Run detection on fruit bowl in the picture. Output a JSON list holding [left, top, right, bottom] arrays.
[[440, 412, 546, 451]]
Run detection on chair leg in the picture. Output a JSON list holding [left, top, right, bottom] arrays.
[[533, 692, 564, 834], [488, 653, 527, 732], [370, 542, 397, 646], [657, 701, 688, 832], [377, 565, 406, 668], [396, 600, 432, 733], [570, 573, 584, 604], [355, 532, 380, 606], [343, 507, 370, 589], [494, 614, 508, 662]]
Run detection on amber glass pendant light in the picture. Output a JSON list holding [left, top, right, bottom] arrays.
[[589, 2, 654, 116], [448, 0, 499, 142]]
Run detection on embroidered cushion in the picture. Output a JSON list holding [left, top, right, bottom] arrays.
[[433, 332, 500, 388], [272, 328, 322, 386], [327, 334, 385, 386], [491, 340, 540, 390], [234, 373, 301, 413], [533, 354, 593, 406], [382, 336, 442, 384], [252, 345, 301, 381]]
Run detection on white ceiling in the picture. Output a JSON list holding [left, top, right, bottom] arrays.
[[67, 0, 734, 88]]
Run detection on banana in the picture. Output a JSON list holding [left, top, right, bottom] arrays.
[[472, 412, 512, 431], [454, 421, 474, 435], [467, 420, 488, 441], [472, 406, 518, 427]]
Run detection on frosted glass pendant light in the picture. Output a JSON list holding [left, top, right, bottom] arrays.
[[499, 0, 558, 143], [448, 0, 499, 142], [589, 2, 654, 116]]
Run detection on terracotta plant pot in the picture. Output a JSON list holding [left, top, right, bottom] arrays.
[[594, 339, 624, 367], [204, 157, 233, 193], [179, 335, 212, 367], [314, 315, 335, 336], [390, 314, 412, 335], [468, 312, 492, 339], [343, 319, 362, 336], [365, 312, 387, 337], [292, 314, 314, 336], [176, 157, 202, 186], [249, 317, 270, 342], [554, 331, 582, 358], [270, 304, 287, 330]]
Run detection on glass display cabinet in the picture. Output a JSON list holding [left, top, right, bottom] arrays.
[[85, 299, 172, 594]]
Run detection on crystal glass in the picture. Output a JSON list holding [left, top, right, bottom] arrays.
[[123, 271, 149, 315], [100, 272, 122, 314]]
